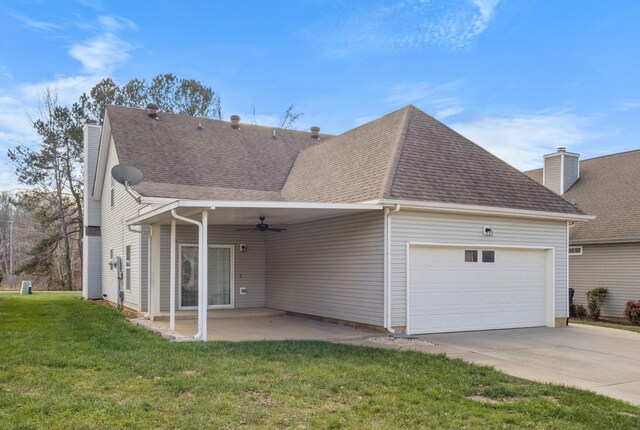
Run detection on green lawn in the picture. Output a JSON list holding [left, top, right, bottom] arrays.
[[1, 295, 639, 430], [571, 319, 640, 334]]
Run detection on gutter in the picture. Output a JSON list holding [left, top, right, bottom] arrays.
[[368, 199, 595, 222]]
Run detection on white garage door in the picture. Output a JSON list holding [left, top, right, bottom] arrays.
[[408, 245, 548, 334]]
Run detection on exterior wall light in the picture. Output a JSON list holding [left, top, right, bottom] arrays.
[[483, 226, 494, 237], [240, 244, 248, 253]]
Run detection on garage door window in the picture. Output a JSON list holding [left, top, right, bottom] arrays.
[[482, 250, 495, 263], [465, 249, 495, 263], [464, 250, 478, 262]]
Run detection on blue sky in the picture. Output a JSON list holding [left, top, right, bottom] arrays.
[[1, 0, 639, 190]]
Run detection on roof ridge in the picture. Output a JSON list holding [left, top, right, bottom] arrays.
[[383, 105, 415, 198], [106, 104, 329, 136], [579, 148, 640, 163], [293, 105, 415, 157]]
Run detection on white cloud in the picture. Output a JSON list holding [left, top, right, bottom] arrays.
[[386, 80, 465, 119], [11, 13, 60, 31], [69, 33, 133, 73], [450, 112, 598, 171], [97, 15, 137, 31], [68, 15, 137, 73], [306, 0, 500, 57]]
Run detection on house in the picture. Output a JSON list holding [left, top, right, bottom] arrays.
[[526, 148, 640, 318], [82, 104, 591, 339]]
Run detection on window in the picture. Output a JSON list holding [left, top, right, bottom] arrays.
[[125, 245, 131, 291], [465, 250, 478, 262], [465, 249, 495, 263], [569, 246, 583, 256], [110, 177, 115, 208], [482, 250, 495, 263]]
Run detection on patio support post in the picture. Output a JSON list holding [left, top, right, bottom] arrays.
[[170, 209, 204, 340], [201, 210, 209, 340], [169, 219, 176, 334]]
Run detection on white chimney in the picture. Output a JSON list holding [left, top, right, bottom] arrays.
[[543, 146, 580, 195], [83, 120, 103, 300]]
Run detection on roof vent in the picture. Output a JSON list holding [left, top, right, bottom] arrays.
[[230, 115, 241, 129], [557, 146, 567, 153], [310, 126, 320, 140], [197, 122, 203, 130], [147, 103, 159, 119]]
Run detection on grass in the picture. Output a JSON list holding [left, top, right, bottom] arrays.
[[0, 295, 639, 430], [571, 319, 640, 334]]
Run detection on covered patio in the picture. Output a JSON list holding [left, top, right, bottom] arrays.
[[151, 308, 379, 341], [127, 199, 385, 341]]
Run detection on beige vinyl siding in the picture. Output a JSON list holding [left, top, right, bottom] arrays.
[[544, 155, 562, 195], [564, 154, 580, 192], [82, 124, 102, 299], [265, 211, 384, 326], [569, 242, 640, 318], [139, 227, 149, 312], [158, 224, 266, 311], [100, 138, 142, 309], [390, 211, 568, 327]]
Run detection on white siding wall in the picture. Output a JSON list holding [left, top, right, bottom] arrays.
[[100, 139, 144, 309], [570, 243, 640, 318], [390, 211, 568, 327], [544, 155, 562, 195], [158, 224, 266, 311], [265, 212, 385, 326], [82, 124, 102, 299]]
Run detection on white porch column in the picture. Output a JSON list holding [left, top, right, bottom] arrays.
[[201, 210, 208, 340], [169, 219, 176, 333], [150, 224, 161, 320]]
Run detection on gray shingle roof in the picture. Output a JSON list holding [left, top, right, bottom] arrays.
[[526, 150, 640, 242], [105, 104, 585, 216], [283, 106, 584, 214], [106, 105, 327, 199]]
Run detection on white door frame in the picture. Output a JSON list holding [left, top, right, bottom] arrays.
[[405, 241, 555, 335], [178, 243, 235, 310]]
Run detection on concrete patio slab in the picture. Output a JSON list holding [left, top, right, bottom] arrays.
[[153, 312, 380, 342], [351, 324, 640, 405]]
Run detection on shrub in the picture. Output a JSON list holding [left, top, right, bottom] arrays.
[[575, 305, 587, 318], [569, 303, 576, 318], [624, 300, 640, 326], [586, 288, 608, 321]]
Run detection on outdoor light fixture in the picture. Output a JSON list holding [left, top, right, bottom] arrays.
[[240, 244, 248, 253], [483, 226, 494, 237]]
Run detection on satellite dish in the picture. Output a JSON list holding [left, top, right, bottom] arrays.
[[111, 165, 143, 186]]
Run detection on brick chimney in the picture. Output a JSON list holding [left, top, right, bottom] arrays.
[[543, 147, 580, 195]]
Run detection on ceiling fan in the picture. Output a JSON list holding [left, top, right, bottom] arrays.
[[236, 216, 286, 232]]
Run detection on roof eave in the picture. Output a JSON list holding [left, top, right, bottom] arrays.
[[570, 237, 640, 245], [369, 199, 595, 222]]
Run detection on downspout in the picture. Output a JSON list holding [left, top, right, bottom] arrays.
[[170, 209, 205, 341], [385, 204, 401, 333]]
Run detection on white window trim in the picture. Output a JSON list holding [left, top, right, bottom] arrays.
[[178, 243, 235, 310], [464, 249, 496, 263], [569, 246, 583, 256]]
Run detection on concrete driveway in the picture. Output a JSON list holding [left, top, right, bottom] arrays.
[[362, 324, 640, 405]]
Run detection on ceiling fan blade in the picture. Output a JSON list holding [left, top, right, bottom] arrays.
[[266, 227, 286, 232], [235, 228, 259, 231]]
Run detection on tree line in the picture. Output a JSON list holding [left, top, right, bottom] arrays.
[[4, 74, 303, 290]]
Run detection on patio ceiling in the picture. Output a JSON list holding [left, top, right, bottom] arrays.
[[127, 199, 383, 226]]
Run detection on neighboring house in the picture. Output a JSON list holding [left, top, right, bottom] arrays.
[[526, 148, 640, 318], [82, 104, 591, 338]]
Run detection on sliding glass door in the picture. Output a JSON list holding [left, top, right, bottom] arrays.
[[179, 245, 234, 309]]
